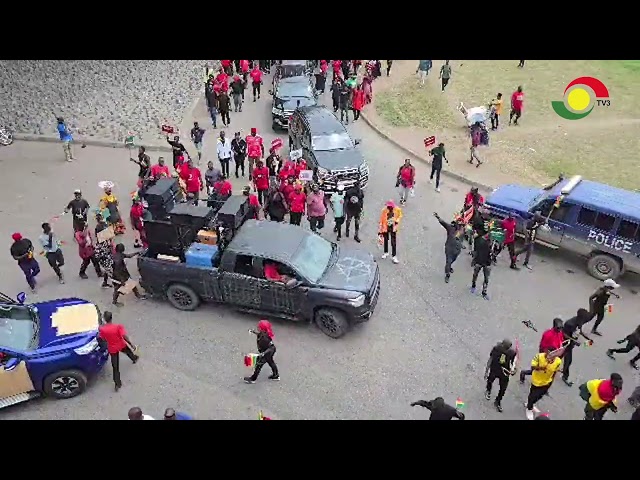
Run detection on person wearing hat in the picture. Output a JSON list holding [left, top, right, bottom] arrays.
[[10, 232, 40, 291], [245, 128, 264, 180], [65, 189, 91, 233], [56, 117, 74, 162], [329, 185, 347, 240], [606, 325, 640, 370], [379, 200, 403, 264], [588, 278, 621, 336]]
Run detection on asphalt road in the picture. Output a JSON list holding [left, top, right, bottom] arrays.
[[1, 71, 639, 420]]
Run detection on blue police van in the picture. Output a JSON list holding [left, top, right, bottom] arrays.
[[486, 175, 640, 280], [0, 291, 108, 409]]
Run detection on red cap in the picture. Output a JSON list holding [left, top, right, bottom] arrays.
[[251, 128, 257, 134], [386, 200, 395, 208], [11, 232, 22, 241]]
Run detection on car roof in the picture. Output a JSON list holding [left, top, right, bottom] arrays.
[[229, 220, 308, 262], [297, 106, 347, 135], [560, 179, 640, 220]]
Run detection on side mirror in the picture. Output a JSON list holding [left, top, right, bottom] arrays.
[[354, 139, 361, 146], [16, 292, 26, 304], [285, 279, 302, 289], [3, 357, 20, 371]]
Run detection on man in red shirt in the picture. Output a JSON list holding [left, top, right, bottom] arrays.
[[288, 184, 306, 226], [150, 157, 170, 181], [246, 128, 264, 180], [215, 68, 229, 92], [98, 311, 138, 391], [250, 65, 263, 101], [509, 86, 524, 126], [252, 159, 270, 205], [501, 213, 518, 269], [213, 174, 233, 199], [519, 318, 565, 384], [180, 160, 204, 205], [332, 60, 342, 82]]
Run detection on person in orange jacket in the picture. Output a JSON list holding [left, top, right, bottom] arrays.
[[378, 200, 403, 264]]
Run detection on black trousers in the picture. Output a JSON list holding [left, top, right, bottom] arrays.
[[506, 241, 516, 266], [234, 155, 245, 176], [562, 343, 575, 380], [219, 110, 230, 126], [79, 255, 102, 276], [430, 165, 442, 188], [510, 108, 522, 124], [584, 403, 607, 420], [515, 240, 534, 265], [110, 345, 138, 388], [382, 231, 397, 256], [486, 371, 509, 404], [527, 384, 550, 410], [491, 113, 500, 130], [257, 189, 267, 205], [591, 308, 606, 331], [472, 264, 491, 292], [441, 77, 450, 91], [289, 211, 303, 225], [309, 215, 325, 232], [353, 109, 361, 121], [46, 249, 65, 278], [219, 158, 231, 178], [249, 349, 278, 380], [340, 106, 349, 123], [252, 82, 261, 99], [445, 250, 460, 275], [629, 385, 640, 403], [610, 341, 640, 363], [334, 216, 345, 238], [332, 97, 339, 112], [345, 212, 360, 236]]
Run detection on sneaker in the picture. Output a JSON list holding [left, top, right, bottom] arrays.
[[59, 276, 65, 284], [470, 286, 476, 294], [510, 264, 520, 270], [345, 230, 350, 238], [482, 292, 490, 301], [606, 350, 615, 359], [485, 391, 491, 400], [524, 263, 533, 270], [436, 187, 441, 192], [526, 408, 535, 421], [381, 253, 389, 259], [79, 273, 89, 279], [445, 274, 450, 284], [354, 236, 361, 243], [631, 361, 638, 370], [591, 330, 602, 337], [268, 375, 280, 381], [519, 372, 525, 384], [392, 256, 399, 264], [494, 402, 503, 413], [244, 377, 256, 384], [562, 378, 574, 387], [428, 179, 432, 184]]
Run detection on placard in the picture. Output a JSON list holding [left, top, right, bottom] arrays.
[[118, 279, 140, 295], [96, 226, 115, 243], [271, 138, 283, 150], [299, 170, 313, 182], [290, 149, 302, 161], [424, 136, 436, 148]]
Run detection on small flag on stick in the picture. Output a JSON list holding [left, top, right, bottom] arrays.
[[607, 304, 613, 313], [554, 195, 564, 209], [583, 340, 594, 348], [244, 353, 259, 368], [258, 410, 272, 420], [455, 397, 465, 409]]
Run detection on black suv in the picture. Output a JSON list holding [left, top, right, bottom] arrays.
[[272, 60, 311, 90], [289, 106, 369, 193], [270, 77, 317, 131]]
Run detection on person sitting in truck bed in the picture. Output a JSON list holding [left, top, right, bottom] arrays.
[[264, 261, 291, 283]]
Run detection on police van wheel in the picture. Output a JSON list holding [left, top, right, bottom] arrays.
[[587, 254, 621, 281], [315, 308, 349, 339], [166, 284, 201, 311], [44, 370, 87, 400]]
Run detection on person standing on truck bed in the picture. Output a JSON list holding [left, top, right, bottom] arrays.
[[111, 243, 146, 307], [588, 278, 620, 336], [244, 320, 280, 384]]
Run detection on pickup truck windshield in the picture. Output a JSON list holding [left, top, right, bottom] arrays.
[[0, 304, 38, 351], [290, 234, 334, 283]]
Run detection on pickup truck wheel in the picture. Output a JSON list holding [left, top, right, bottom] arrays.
[[44, 369, 87, 399], [315, 308, 349, 339], [587, 254, 621, 281], [166, 284, 201, 311]]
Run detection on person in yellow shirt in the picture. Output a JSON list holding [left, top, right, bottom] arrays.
[[580, 373, 623, 420], [525, 347, 562, 420], [490, 93, 503, 130]]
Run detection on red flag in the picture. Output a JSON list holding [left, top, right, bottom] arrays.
[[424, 136, 436, 148], [161, 124, 176, 134]]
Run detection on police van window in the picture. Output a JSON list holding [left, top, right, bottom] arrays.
[[577, 207, 597, 227], [594, 212, 615, 231], [617, 219, 640, 241], [234, 255, 254, 276], [550, 204, 572, 223]]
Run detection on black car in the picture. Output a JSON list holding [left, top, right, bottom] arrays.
[[138, 220, 380, 338], [289, 106, 369, 193], [270, 77, 317, 131], [272, 60, 311, 90]]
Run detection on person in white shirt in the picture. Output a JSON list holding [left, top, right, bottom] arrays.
[[128, 407, 154, 420], [216, 130, 233, 179]]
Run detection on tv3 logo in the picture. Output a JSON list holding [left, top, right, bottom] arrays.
[[596, 100, 611, 107]]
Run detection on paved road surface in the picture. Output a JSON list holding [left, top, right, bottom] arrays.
[[0, 71, 638, 420]]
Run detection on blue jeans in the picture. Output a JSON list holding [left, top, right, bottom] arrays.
[[19, 258, 40, 289], [209, 107, 217, 128]]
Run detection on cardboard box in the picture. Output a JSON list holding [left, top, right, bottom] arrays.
[[96, 226, 115, 243], [197, 229, 217, 245]]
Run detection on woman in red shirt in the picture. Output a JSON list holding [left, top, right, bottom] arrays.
[[213, 175, 233, 199], [288, 184, 306, 226], [252, 159, 270, 205], [396, 159, 415, 205], [129, 198, 148, 249], [352, 85, 365, 121]]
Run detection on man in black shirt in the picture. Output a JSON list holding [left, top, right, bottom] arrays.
[[190, 122, 205, 163], [111, 243, 145, 307], [484, 339, 517, 412], [514, 211, 545, 270], [344, 183, 364, 243], [428, 142, 448, 192], [434, 212, 464, 284], [130, 146, 151, 184], [339, 82, 351, 124], [231, 132, 247, 178], [588, 278, 620, 336], [166, 134, 189, 170], [65, 189, 90, 232], [471, 229, 492, 299], [330, 79, 341, 112], [410, 397, 465, 420], [561, 308, 592, 386], [10, 233, 40, 291], [230, 75, 244, 112], [606, 325, 640, 369]]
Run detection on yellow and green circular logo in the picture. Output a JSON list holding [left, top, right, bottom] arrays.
[[551, 76, 610, 120]]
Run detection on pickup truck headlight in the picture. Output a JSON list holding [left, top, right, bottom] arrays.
[[347, 294, 366, 308], [74, 338, 99, 355], [317, 167, 329, 178]]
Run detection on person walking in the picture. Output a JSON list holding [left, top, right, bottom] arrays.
[[606, 325, 640, 370], [396, 159, 415, 205], [204, 160, 222, 196], [520, 317, 566, 384], [352, 85, 364, 121], [338, 81, 352, 124], [484, 339, 517, 413], [509, 86, 524, 126], [111, 243, 145, 307], [216, 130, 233, 179], [525, 347, 562, 420], [469, 123, 483, 167], [231, 131, 247, 178], [410, 397, 465, 420], [264, 184, 288, 222], [560, 308, 593, 386], [470, 229, 492, 299], [428, 142, 447, 192], [288, 184, 306, 226], [500, 212, 518, 269], [588, 278, 620, 336], [230, 74, 244, 112], [94, 213, 115, 289], [581, 373, 622, 420], [64, 189, 90, 233], [250, 64, 263, 101], [416, 60, 432, 86], [379, 200, 402, 264], [329, 185, 346, 240], [490, 93, 503, 130], [330, 78, 341, 112], [244, 320, 279, 383], [217, 91, 231, 127], [190, 122, 205, 163], [439, 60, 452, 92], [246, 128, 264, 180], [166, 134, 189, 171], [39, 222, 65, 284], [75, 220, 102, 280], [514, 211, 546, 270], [306, 183, 327, 233], [56, 117, 75, 162], [10, 232, 40, 292], [252, 159, 270, 205], [128, 407, 154, 420], [130, 146, 151, 188], [386, 60, 393, 76], [344, 182, 364, 243], [518, 60, 525, 68], [434, 212, 464, 283], [99, 311, 139, 392], [205, 83, 218, 128]]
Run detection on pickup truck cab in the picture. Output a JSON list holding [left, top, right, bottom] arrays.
[[486, 175, 640, 280], [138, 220, 381, 338]]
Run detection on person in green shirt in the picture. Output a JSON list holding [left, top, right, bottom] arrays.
[[439, 61, 452, 92]]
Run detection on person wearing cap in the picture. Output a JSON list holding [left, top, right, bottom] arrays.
[[588, 278, 620, 336], [606, 325, 640, 370], [246, 128, 264, 180], [56, 117, 74, 162], [10, 233, 40, 292], [581, 373, 622, 420], [65, 189, 91, 233], [329, 185, 347, 240], [378, 200, 403, 264], [288, 184, 306, 226], [163, 408, 192, 420], [39, 222, 65, 284]]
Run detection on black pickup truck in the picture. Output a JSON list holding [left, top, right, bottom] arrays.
[[137, 220, 380, 338]]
